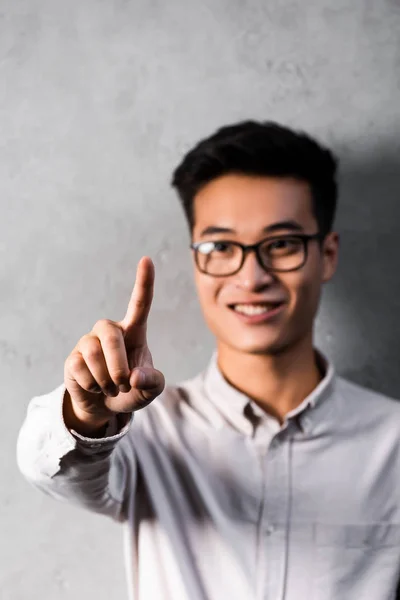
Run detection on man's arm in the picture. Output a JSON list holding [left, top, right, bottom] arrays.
[[17, 384, 134, 522], [17, 257, 164, 521]]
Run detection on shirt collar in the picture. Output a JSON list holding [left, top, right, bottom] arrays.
[[203, 349, 336, 434]]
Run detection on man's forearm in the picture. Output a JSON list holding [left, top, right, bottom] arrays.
[[17, 383, 133, 522]]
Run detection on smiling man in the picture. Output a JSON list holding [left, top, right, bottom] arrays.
[[189, 171, 337, 424], [17, 121, 400, 600]]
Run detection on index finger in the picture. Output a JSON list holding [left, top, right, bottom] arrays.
[[120, 256, 155, 331]]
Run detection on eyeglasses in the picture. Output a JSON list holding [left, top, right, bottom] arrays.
[[190, 233, 324, 277]]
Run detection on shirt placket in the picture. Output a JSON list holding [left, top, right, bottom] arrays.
[[256, 425, 293, 600]]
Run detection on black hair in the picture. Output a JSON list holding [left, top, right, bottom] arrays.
[[171, 120, 338, 236]]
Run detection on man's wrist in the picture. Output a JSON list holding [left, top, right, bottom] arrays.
[[62, 390, 112, 438]]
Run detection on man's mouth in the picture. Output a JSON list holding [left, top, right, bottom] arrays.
[[229, 302, 284, 316]]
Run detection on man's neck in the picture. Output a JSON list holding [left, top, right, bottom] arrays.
[[217, 335, 324, 424]]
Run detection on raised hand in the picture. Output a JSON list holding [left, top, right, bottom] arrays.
[[63, 257, 165, 433]]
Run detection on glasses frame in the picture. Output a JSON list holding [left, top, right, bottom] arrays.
[[190, 232, 324, 277]]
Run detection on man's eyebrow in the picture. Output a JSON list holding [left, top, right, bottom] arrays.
[[263, 220, 304, 234], [199, 226, 235, 237], [199, 221, 304, 237]]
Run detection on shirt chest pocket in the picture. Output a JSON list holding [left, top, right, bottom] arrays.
[[312, 523, 400, 600]]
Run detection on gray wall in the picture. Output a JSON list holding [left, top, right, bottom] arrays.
[[1, 1, 399, 598]]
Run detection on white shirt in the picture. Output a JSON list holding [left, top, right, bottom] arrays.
[[17, 351, 400, 600]]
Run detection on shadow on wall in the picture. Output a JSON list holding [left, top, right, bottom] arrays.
[[316, 145, 400, 400]]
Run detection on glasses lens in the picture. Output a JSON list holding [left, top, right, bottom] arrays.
[[196, 241, 242, 275], [260, 236, 305, 271]]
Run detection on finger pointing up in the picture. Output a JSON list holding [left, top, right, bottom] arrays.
[[120, 257, 155, 333]]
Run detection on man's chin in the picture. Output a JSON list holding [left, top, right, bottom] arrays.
[[222, 335, 289, 357]]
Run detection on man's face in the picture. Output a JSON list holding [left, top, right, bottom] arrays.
[[191, 174, 339, 356]]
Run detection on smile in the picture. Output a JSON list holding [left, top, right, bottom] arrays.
[[231, 303, 279, 315], [228, 302, 285, 323]]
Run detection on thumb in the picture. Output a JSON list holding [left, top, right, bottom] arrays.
[[130, 366, 165, 398]]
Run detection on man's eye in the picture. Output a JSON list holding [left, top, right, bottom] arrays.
[[197, 242, 224, 255], [270, 239, 291, 249], [213, 242, 231, 253], [198, 241, 232, 255], [268, 238, 301, 253]]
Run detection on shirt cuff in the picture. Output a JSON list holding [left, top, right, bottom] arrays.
[[53, 385, 134, 454], [69, 412, 132, 445]]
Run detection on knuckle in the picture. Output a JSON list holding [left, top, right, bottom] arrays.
[[77, 333, 92, 346], [111, 368, 129, 385], [98, 379, 113, 391], [79, 336, 102, 362], [142, 282, 153, 293], [137, 287, 150, 300], [78, 333, 97, 351], [93, 318, 117, 331], [66, 353, 84, 373], [134, 295, 147, 308], [85, 344, 102, 361], [102, 333, 121, 349]]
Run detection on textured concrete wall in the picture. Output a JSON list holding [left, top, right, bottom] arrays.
[[1, 1, 399, 598]]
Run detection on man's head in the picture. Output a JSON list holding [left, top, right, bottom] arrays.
[[171, 120, 339, 357]]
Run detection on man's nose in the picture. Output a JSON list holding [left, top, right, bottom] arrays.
[[233, 250, 275, 290]]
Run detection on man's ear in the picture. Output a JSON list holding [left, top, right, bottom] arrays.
[[322, 232, 340, 283]]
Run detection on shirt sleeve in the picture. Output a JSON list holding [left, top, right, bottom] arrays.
[[16, 383, 135, 523]]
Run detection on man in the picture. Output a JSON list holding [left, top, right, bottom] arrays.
[[17, 121, 400, 600]]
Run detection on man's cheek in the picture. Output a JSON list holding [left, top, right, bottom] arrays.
[[198, 281, 220, 306], [198, 289, 220, 319], [292, 282, 320, 322], [200, 291, 228, 330]]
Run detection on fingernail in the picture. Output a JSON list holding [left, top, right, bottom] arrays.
[[89, 384, 102, 393], [119, 383, 130, 393], [106, 385, 118, 396]]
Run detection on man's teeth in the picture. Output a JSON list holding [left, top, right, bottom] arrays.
[[233, 304, 276, 315]]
